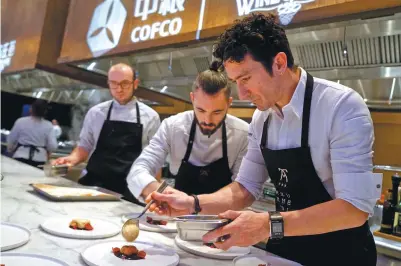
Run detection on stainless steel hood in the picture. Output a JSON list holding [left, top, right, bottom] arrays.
[[2, 12, 401, 110]]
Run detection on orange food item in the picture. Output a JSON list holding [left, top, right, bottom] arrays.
[[112, 245, 146, 260]]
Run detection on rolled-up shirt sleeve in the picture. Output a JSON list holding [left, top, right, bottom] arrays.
[[235, 111, 269, 199], [330, 91, 382, 216], [7, 119, 21, 151], [77, 109, 96, 153], [230, 131, 249, 181], [46, 128, 58, 152], [127, 118, 171, 198]]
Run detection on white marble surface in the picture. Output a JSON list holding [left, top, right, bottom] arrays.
[[1, 156, 272, 266]]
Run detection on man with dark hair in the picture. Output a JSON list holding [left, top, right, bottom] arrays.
[[127, 65, 249, 200], [147, 14, 381, 265], [8, 99, 58, 168], [54, 63, 160, 204]]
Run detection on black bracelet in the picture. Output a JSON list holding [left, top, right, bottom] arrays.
[[191, 194, 202, 214]]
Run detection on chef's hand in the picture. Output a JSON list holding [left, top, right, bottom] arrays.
[[145, 187, 194, 217], [202, 210, 270, 250], [52, 155, 79, 167]]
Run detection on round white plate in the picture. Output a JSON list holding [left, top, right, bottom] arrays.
[[81, 240, 179, 266], [174, 235, 250, 260], [0, 253, 69, 266], [1, 222, 31, 251], [233, 253, 302, 266], [41, 217, 120, 239], [122, 213, 177, 233]]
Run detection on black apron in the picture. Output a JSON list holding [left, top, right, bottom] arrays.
[[79, 101, 143, 205], [174, 118, 232, 195], [261, 73, 376, 266], [15, 143, 45, 161]]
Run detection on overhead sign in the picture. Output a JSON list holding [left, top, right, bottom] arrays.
[[236, 0, 316, 25], [84, 0, 200, 57]]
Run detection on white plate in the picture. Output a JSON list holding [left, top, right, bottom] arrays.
[[0, 253, 69, 266], [41, 217, 120, 239], [1, 222, 31, 251], [174, 235, 250, 260], [233, 253, 302, 266], [81, 240, 179, 266], [122, 213, 177, 233]]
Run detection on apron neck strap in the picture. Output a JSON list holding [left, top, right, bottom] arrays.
[[301, 72, 314, 148], [260, 72, 314, 149], [106, 101, 113, 120], [135, 102, 141, 124], [183, 116, 228, 162]]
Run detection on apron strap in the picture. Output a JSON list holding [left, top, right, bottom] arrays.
[[301, 73, 314, 148], [106, 101, 113, 120], [16, 143, 44, 161], [135, 102, 141, 124], [260, 114, 271, 149], [183, 118, 197, 162], [222, 121, 228, 158]]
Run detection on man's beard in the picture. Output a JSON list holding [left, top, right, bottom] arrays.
[[195, 115, 226, 137]]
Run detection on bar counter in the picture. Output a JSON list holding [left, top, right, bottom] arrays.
[[1, 156, 400, 265]]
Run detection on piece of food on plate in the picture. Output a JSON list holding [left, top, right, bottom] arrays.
[[146, 216, 168, 225], [203, 242, 217, 248], [112, 245, 146, 260], [69, 219, 93, 230]]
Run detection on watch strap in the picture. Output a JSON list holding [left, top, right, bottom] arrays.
[[191, 194, 202, 214]]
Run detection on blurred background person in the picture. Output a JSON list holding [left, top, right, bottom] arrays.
[[52, 119, 62, 139], [7, 99, 58, 168]]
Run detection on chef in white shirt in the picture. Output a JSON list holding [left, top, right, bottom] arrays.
[[8, 99, 58, 168], [52, 119, 62, 139], [147, 14, 382, 266], [127, 62, 249, 200], [54, 63, 160, 204]]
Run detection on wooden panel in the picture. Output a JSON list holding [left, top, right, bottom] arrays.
[[1, 0, 49, 73], [58, 0, 401, 64]]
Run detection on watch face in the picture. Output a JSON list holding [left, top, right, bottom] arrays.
[[272, 222, 283, 233]]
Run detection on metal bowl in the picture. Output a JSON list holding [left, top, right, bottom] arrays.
[[174, 215, 230, 242]]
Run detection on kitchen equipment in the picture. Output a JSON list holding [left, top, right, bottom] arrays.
[[121, 180, 168, 241], [81, 240, 179, 266], [1, 222, 31, 251], [41, 217, 120, 239], [30, 183, 121, 201], [174, 215, 231, 242], [174, 235, 250, 260], [42, 163, 69, 177], [0, 253, 69, 266]]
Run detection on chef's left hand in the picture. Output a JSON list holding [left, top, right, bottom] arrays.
[[202, 210, 270, 250]]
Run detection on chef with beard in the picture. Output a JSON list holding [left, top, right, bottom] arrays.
[[127, 62, 249, 200]]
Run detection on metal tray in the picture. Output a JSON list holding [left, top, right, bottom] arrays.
[[30, 183, 122, 201], [174, 215, 231, 242]]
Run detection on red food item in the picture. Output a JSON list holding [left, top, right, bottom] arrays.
[[84, 223, 93, 230], [203, 243, 217, 248], [159, 220, 168, 225], [146, 216, 168, 225], [112, 247, 120, 254], [146, 217, 153, 223], [137, 250, 147, 259]]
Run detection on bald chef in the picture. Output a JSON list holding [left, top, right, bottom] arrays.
[[127, 63, 249, 200], [54, 63, 160, 203]]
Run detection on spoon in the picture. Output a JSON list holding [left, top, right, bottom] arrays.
[[122, 180, 168, 242]]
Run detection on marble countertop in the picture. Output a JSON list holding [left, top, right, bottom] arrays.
[[0, 156, 271, 266]]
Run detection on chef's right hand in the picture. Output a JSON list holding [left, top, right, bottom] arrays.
[[146, 187, 194, 217], [52, 156, 78, 167]]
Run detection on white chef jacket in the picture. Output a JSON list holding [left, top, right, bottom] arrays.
[[128, 111, 249, 198], [7, 117, 58, 162], [78, 98, 160, 157], [235, 68, 382, 216], [53, 125, 62, 139]]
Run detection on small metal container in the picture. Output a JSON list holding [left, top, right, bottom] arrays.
[[174, 215, 231, 242], [43, 164, 69, 177]]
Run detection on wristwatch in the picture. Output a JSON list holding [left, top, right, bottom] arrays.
[[191, 194, 202, 214], [268, 211, 284, 240]]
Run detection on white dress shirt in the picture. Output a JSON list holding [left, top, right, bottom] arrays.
[[128, 111, 249, 198], [236, 68, 382, 216], [78, 98, 160, 157], [53, 125, 62, 139], [8, 117, 58, 162]]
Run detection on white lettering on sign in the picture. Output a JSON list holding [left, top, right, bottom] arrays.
[[131, 17, 182, 43], [0, 40, 16, 72], [134, 0, 185, 21], [236, 0, 315, 25]]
